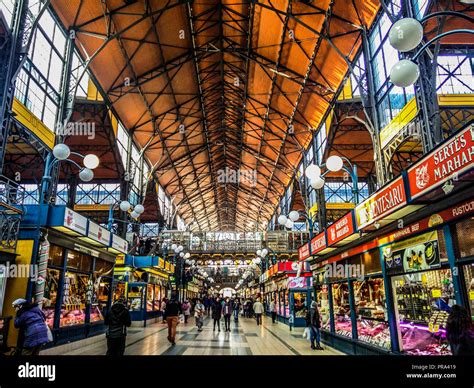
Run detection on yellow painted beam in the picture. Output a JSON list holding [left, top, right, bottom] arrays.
[[380, 96, 418, 149], [12, 98, 55, 149], [337, 77, 353, 101], [438, 93, 474, 107]]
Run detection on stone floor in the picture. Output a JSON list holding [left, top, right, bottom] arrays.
[[43, 316, 343, 356]]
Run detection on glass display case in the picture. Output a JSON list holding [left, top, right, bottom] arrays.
[[42, 268, 61, 328], [154, 285, 162, 310], [315, 283, 330, 330], [293, 292, 307, 318], [128, 285, 144, 311], [463, 263, 474, 321], [392, 268, 454, 355], [146, 284, 154, 312], [353, 278, 391, 350], [60, 272, 89, 327], [332, 282, 352, 338], [113, 282, 127, 303]]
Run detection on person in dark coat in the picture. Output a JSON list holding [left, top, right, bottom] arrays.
[[306, 301, 323, 350], [164, 296, 182, 345], [13, 298, 50, 355], [104, 298, 132, 356], [446, 304, 474, 355], [222, 298, 232, 332], [211, 297, 223, 332]]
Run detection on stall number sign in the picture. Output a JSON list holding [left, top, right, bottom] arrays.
[[327, 212, 355, 245], [310, 232, 327, 255], [298, 243, 310, 261], [112, 234, 128, 254], [355, 176, 407, 229], [408, 123, 474, 200], [88, 222, 111, 246]]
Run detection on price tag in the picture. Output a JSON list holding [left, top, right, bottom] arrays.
[[431, 289, 442, 298], [433, 324, 440, 333], [428, 322, 434, 333]]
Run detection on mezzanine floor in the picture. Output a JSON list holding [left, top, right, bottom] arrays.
[[43, 316, 343, 356]]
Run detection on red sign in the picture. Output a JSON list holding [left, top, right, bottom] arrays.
[[310, 232, 327, 255], [327, 212, 355, 245], [355, 176, 407, 229], [408, 124, 474, 200], [298, 243, 310, 261]]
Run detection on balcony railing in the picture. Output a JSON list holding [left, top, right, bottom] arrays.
[[0, 176, 25, 251]]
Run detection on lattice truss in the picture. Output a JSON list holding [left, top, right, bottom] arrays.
[[50, 0, 380, 231]]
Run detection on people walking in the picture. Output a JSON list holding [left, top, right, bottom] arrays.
[[161, 297, 168, 323], [211, 297, 222, 332], [182, 300, 191, 324], [270, 298, 277, 324], [253, 298, 264, 326], [104, 298, 132, 356], [164, 295, 182, 345], [194, 299, 205, 332], [306, 301, 323, 350], [13, 298, 50, 355], [446, 304, 474, 355], [223, 298, 232, 332], [233, 298, 240, 322]]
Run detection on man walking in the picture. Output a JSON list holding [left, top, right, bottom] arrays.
[[104, 298, 132, 356], [270, 298, 277, 324], [164, 295, 182, 345], [306, 301, 324, 350], [253, 298, 264, 326], [194, 298, 205, 332]]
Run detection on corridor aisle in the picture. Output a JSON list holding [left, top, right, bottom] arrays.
[[43, 317, 343, 356]]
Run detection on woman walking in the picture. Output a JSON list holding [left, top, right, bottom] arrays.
[[194, 299, 205, 332], [182, 300, 191, 324], [211, 297, 222, 332]]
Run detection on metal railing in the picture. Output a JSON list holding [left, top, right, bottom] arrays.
[[0, 176, 25, 250]]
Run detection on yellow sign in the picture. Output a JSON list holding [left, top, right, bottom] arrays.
[[165, 262, 171, 272], [115, 254, 125, 265], [158, 258, 165, 269], [431, 289, 442, 298], [470, 291, 474, 300]]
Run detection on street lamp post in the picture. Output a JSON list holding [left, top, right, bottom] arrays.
[[107, 200, 145, 232]]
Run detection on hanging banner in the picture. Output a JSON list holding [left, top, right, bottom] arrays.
[[327, 212, 355, 245], [408, 123, 474, 200], [355, 176, 407, 229], [383, 230, 440, 275], [35, 237, 50, 307]]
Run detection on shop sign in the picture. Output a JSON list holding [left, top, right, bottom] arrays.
[[356, 176, 407, 229], [383, 230, 440, 275], [286, 277, 312, 289], [470, 291, 474, 301], [64, 208, 87, 235], [88, 222, 111, 246], [73, 243, 100, 258], [298, 243, 310, 261], [111, 234, 128, 254], [327, 212, 355, 245], [165, 262, 171, 272], [310, 232, 327, 255], [407, 124, 474, 200], [158, 258, 165, 269]]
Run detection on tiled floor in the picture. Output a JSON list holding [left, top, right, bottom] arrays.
[[44, 316, 343, 356]]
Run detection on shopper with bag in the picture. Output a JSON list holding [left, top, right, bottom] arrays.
[[104, 298, 132, 356], [164, 295, 182, 345], [306, 301, 323, 350], [194, 298, 205, 332], [13, 298, 51, 355]]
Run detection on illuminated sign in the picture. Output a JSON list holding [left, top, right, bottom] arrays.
[[310, 232, 327, 255], [327, 212, 355, 245]]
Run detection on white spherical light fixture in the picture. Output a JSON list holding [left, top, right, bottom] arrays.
[[178, 245, 184, 252], [277, 214, 288, 225], [310, 176, 325, 190], [390, 59, 420, 87], [254, 257, 261, 264], [53, 143, 70, 161], [179, 252, 184, 258], [134, 204, 145, 214], [256, 249, 262, 256], [83, 154, 100, 169], [288, 210, 300, 222], [305, 163, 321, 180], [326, 155, 344, 172], [130, 210, 139, 219], [120, 201, 131, 212], [184, 252, 191, 259], [79, 168, 94, 182], [389, 18, 423, 52], [171, 244, 177, 251], [261, 248, 268, 257], [285, 219, 294, 229]]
